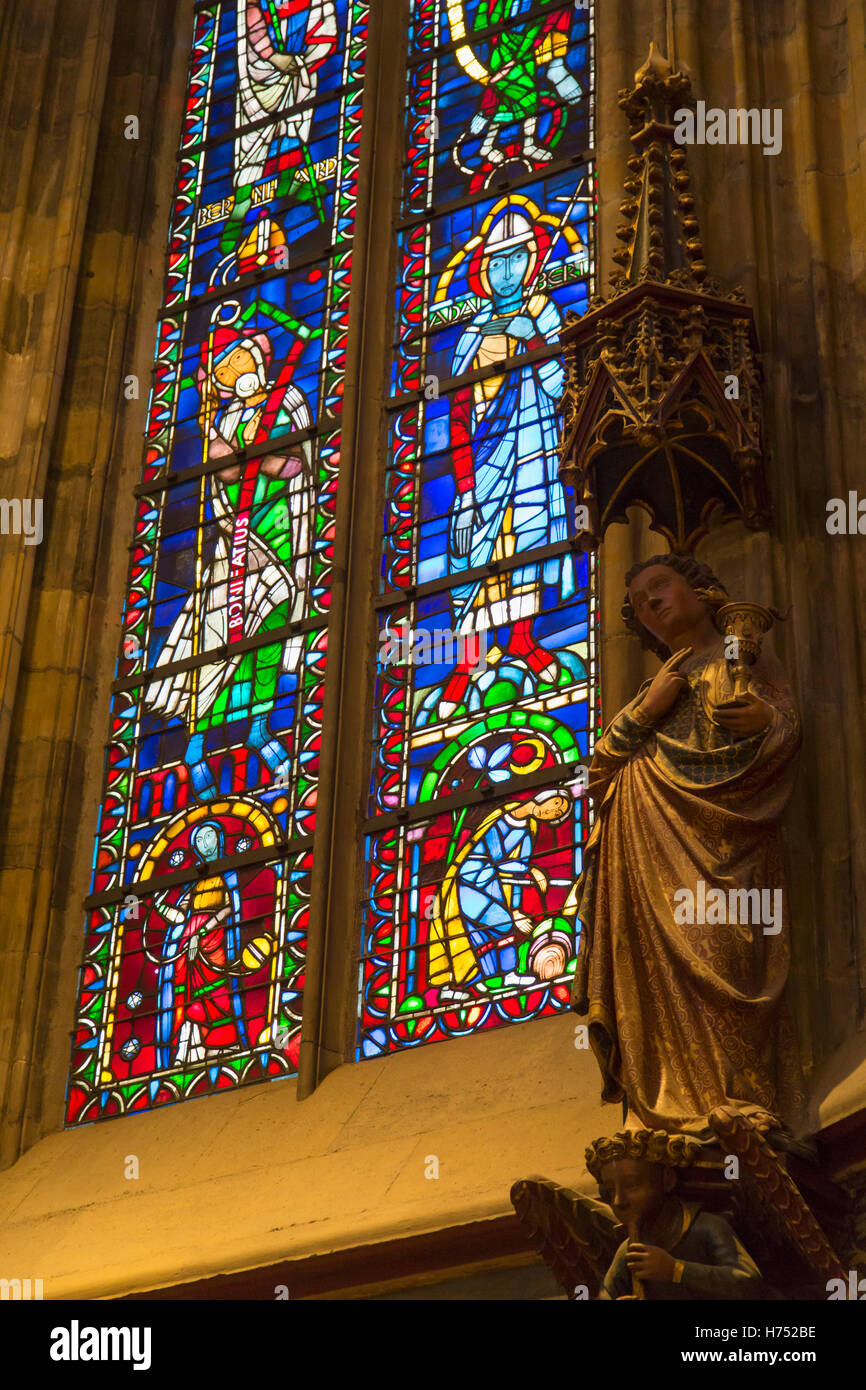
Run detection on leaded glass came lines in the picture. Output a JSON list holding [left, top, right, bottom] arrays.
[[67, 0, 369, 1124], [359, 0, 599, 1058]]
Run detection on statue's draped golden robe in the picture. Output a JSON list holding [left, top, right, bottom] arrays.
[[569, 641, 805, 1136]]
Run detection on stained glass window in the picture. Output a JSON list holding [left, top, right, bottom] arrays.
[[67, 0, 369, 1123], [67, 0, 598, 1121], [359, 0, 597, 1057]]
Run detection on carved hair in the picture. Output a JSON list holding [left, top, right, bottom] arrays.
[[585, 1128, 702, 1181], [621, 553, 728, 660]]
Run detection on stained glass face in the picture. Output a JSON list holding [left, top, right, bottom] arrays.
[[359, 0, 598, 1058], [67, 0, 369, 1123]]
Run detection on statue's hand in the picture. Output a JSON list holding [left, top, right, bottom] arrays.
[[635, 646, 692, 722], [714, 691, 773, 738], [625, 1243, 677, 1282]]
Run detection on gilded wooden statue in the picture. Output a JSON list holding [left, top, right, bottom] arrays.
[[567, 554, 805, 1139], [509, 563, 852, 1299]]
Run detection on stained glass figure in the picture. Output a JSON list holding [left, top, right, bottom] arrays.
[[360, 0, 597, 1058], [67, 0, 369, 1123]]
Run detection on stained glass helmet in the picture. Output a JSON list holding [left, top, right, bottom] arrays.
[[484, 209, 535, 255], [467, 197, 550, 298]]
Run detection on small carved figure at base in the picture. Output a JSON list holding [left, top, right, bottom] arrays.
[[587, 1131, 772, 1300]]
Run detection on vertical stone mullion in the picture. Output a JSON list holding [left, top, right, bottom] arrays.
[[298, 0, 409, 1096], [0, 0, 120, 1166], [785, 0, 866, 1039]]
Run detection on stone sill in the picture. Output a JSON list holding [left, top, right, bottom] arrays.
[[0, 1013, 605, 1299]]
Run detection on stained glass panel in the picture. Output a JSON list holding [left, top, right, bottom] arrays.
[[359, 0, 597, 1058], [67, 0, 368, 1124]]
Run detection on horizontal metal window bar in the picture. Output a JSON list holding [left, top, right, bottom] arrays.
[[382, 457, 577, 537], [371, 593, 592, 666], [359, 904, 579, 955], [126, 534, 324, 582], [136, 352, 567, 502], [393, 274, 590, 353], [374, 535, 584, 611], [178, 22, 355, 163], [82, 837, 313, 912], [394, 148, 594, 233], [154, 245, 335, 322], [406, 0, 590, 71], [370, 611, 592, 721], [132, 424, 328, 500], [177, 86, 355, 166], [360, 832, 584, 915], [368, 679, 593, 762], [362, 756, 587, 836], [385, 339, 567, 411], [68, 991, 287, 1043], [368, 653, 593, 799], [373, 578, 593, 632], [361, 922, 578, 967], [393, 267, 592, 355], [75, 906, 276, 991], [111, 613, 328, 695]]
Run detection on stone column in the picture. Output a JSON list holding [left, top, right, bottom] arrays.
[[0, 0, 193, 1166], [298, 0, 410, 1095], [594, 0, 866, 1086]]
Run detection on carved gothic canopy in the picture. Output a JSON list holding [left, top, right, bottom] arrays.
[[558, 46, 771, 554]]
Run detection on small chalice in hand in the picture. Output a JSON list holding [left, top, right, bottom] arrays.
[[715, 602, 775, 701], [708, 601, 790, 731], [692, 589, 788, 730]]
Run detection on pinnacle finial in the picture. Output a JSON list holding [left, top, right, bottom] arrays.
[[634, 42, 672, 85]]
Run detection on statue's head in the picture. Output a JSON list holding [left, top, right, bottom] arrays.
[[586, 1129, 701, 1227], [597, 1155, 676, 1229], [622, 553, 727, 660]]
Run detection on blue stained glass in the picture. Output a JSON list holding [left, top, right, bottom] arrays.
[[361, 0, 598, 1059]]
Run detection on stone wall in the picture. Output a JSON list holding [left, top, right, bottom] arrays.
[[0, 0, 192, 1168]]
